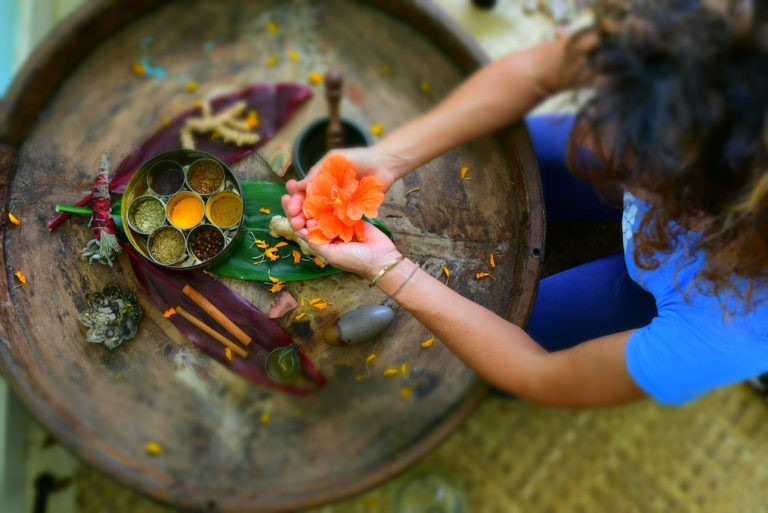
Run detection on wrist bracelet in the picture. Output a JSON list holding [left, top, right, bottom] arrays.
[[368, 255, 405, 287], [390, 264, 419, 300]]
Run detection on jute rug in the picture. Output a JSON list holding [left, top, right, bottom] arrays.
[[72, 385, 768, 513]]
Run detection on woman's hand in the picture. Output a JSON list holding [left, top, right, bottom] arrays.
[[297, 221, 401, 281], [280, 146, 404, 232]]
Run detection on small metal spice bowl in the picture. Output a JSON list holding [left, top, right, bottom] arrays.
[[120, 149, 246, 271], [187, 224, 226, 262], [147, 226, 187, 266], [126, 195, 166, 235], [187, 158, 225, 195], [147, 159, 185, 196], [166, 191, 205, 230], [205, 190, 244, 230]]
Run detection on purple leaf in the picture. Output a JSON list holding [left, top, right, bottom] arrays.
[[122, 243, 324, 395]]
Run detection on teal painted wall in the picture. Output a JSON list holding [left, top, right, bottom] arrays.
[[0, 0, 18, 96]]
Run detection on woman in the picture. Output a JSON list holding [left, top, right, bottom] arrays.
[[282, 0, 768, 408]]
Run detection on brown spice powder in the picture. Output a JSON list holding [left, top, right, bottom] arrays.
[[208, 193, 243, 228]]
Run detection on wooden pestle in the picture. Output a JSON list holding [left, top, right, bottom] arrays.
[[324, 67, 345, 150]]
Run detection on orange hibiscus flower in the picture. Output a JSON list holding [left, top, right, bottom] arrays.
[[302, 154, 384, 244]]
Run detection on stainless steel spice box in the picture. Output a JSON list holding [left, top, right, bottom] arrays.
[[120, 149, 245, 270]]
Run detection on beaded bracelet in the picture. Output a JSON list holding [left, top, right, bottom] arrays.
[[389, 264, 419, 300], [368, 255, 405, 287]]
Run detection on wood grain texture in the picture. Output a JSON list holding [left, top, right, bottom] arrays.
[[0, 1, 544, 511]]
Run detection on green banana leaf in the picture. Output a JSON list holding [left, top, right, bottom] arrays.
[[209, 181, 342, 282], [68, 181, 388, 282]]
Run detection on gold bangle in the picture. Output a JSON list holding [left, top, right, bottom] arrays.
[[368, 255, 405, 287]]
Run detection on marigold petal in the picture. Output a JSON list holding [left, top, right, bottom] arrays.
[[14, 271, 26, 285]]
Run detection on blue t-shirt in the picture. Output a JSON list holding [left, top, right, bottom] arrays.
[[623, 192, 768, 405]]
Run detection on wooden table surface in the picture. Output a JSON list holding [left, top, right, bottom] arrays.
[[0, 1, 543, 511]]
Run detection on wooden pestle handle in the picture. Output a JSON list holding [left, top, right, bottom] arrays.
[[324, 67, 345, 150]]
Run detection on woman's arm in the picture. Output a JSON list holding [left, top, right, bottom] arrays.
[[374, 33, 581, 179], [303, 223, 646, 409], [375, 257, 646, 408], [283, 34, 584, 227]]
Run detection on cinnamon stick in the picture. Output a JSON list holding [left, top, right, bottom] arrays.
[[173, 306, 248, 358], [182, 284, 253, 346]]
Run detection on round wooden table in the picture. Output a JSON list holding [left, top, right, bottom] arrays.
[[0, 1, 543, 511]]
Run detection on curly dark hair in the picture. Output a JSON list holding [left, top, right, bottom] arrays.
[[568, 0, 768, 308]]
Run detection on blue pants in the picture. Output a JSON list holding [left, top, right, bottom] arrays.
[[523, 114, 657, 352]]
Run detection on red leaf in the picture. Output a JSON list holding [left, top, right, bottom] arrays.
[[122, 243, 324, 395], [48, 82, 312, 229]]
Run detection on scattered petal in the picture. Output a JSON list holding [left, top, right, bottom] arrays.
[[14, 271, 26, 285], [252, 238, 269, 249], [132, 62, 146, 76], [308, 71, 323, 84], [442, 266, 450, 280], [224, 347, 234, 361], [421, 336, 435, 349], [489, 253, 496, 268], [162, 308, 176, 318], [460, 166, 470, 179], [292, 250, 301, 264], [244, 110, 260, 129], [185, 81, 198, 92], [379, 64, 392, 75], [267, 54, 279, 67], [365, 353, 377, 364], [259, 207, 271, 214], [267, 20, 279, 34], [145, 441, 163, 456], [265, 247, 280, 261], [8, 212, 20, 225], [294, 312, 308, 320], [383, 368, 399, 377], [260, 411, 272, 425], [313, 257, 327, 268], [400, 363, 409, 376], [288, 50, 300, 63], [405, 187, 421, 195], [370, 123, 384, 137], [420, 80, 431, 93], [399, 386, 413, 398], [475, 272, 492, 279]]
